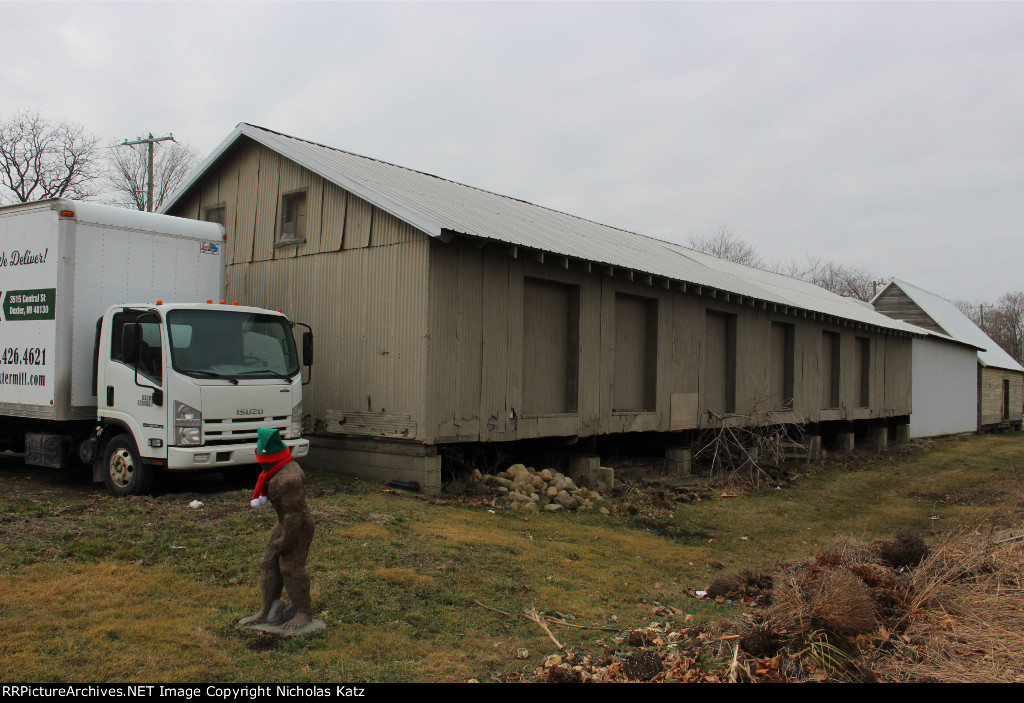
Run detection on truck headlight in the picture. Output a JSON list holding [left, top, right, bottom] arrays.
[[289, 401, 303, 439], [174, 401, 202, 446], [177, 428, 201, 445]]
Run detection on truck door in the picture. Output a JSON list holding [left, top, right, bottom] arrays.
[[102, 309, 168, 457]]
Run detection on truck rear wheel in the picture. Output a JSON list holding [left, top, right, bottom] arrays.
[[103, 435, 155, 496]]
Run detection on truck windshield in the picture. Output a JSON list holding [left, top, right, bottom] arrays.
[[166, 310, 299, 380]]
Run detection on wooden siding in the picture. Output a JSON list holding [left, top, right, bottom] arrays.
[[854, 337, 870, 408], [425, 239, 913, 443], [613, 293, 657, 412], [703, 310, 735, 415], [770, 322, 794, 408], [522, 278, 578, 415], [820, 331, 840, 409], [980, 366, 1024, 426], [168, 139, 432, 439], [873, 286, 945, 334]]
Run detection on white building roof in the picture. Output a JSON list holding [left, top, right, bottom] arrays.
[[164, 123, 930, 336], [873, 279, 1024, 372]]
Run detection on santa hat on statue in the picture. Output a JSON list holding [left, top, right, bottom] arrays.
[[250, 428, 292, 508]]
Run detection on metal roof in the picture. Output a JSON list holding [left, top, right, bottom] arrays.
[[873, 279, 1024, 372], [164, 123, 930, 335]]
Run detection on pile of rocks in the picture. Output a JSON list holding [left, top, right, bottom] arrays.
[[477, 464, 608, 513]]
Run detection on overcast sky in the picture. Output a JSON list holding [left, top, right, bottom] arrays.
[[4, 1, 1022, 301]]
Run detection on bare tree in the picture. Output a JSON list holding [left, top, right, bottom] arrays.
[[687, 225, 765, 268], [952, 294, 1024, 363], [953, 298, 984, 327], [783, 254, 879, 301], [106, 138, 198, 211], [983, 292, 1024, 364], [0, 109, 100, 203], [687, 226, 882, 301]]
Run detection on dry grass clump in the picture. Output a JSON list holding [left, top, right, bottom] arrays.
[[769, 566, 879, 637], [727, 532, 918, 680], [534, 525, 1024, 683], [739, 525, 1024, 682], [738, 621, 785, 658], [745, 538, 906, 648], [706, 567, 773, 602], [622, 649, 663, 681], [876, 528, 929, 569], [874, 527, 1024, 683]]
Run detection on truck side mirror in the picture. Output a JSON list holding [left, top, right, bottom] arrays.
[[302, 330, 314, 367], [122, 324, 138, 363]]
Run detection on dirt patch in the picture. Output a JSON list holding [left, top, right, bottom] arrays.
[[0, 453, 100, 502], [0, 452, 254, 544], [0, 512, 97, 542]]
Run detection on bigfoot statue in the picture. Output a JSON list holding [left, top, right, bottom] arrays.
[[238, 428, 316, 631]]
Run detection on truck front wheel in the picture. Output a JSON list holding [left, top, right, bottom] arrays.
[[103, 435, 155, 496]]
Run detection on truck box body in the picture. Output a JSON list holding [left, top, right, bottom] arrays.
[[0, 199, 224, 421], [1, 199, 309, 494]]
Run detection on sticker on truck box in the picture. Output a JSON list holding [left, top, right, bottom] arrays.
[[4, 288, 56, 320], [200, 241, 220, 255]]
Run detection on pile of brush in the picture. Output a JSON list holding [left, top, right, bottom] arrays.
[[536, 526, 1024, 683]]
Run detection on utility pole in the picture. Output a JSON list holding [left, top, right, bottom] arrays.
[[119, 133, 175, 211]]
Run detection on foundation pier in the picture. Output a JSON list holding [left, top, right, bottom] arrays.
[[665, 447, 692, 476], [869, 425, 888, 452]]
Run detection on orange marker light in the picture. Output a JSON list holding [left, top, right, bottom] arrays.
[[156, 300, 163, 305], [232, 301, 239, 305], [207, 299, 213, 304]]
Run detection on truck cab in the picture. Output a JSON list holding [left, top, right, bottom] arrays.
[[91, 301, 311, 495]]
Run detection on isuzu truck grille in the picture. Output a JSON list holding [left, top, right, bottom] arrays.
[[201, 416, 289, 446]]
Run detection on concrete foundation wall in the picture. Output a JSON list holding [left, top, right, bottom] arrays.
[[305, 436, 441, 495]]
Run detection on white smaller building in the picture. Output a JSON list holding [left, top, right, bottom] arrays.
[[873, 279, 1023, 437], [907, 333, 979, 438]]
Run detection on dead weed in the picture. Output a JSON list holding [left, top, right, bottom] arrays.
[[534, 524, 1024, 683]]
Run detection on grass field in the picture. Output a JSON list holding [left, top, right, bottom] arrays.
[[1, 432, 1022, 683]]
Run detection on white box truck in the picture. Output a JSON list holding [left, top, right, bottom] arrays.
[[0, 199, 311, 495]]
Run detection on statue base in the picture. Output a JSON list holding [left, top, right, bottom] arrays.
[[238, 599, 327, 635]]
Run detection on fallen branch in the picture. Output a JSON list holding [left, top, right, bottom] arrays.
[[994, 534, 1024, 546], [475, 599, 617, 638], [525, 607, 564, 651], [546, 616, 620, 632], [474, 600, 514, 618]]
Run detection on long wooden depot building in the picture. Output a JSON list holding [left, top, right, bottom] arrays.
[[163, 123, 934, 492]]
